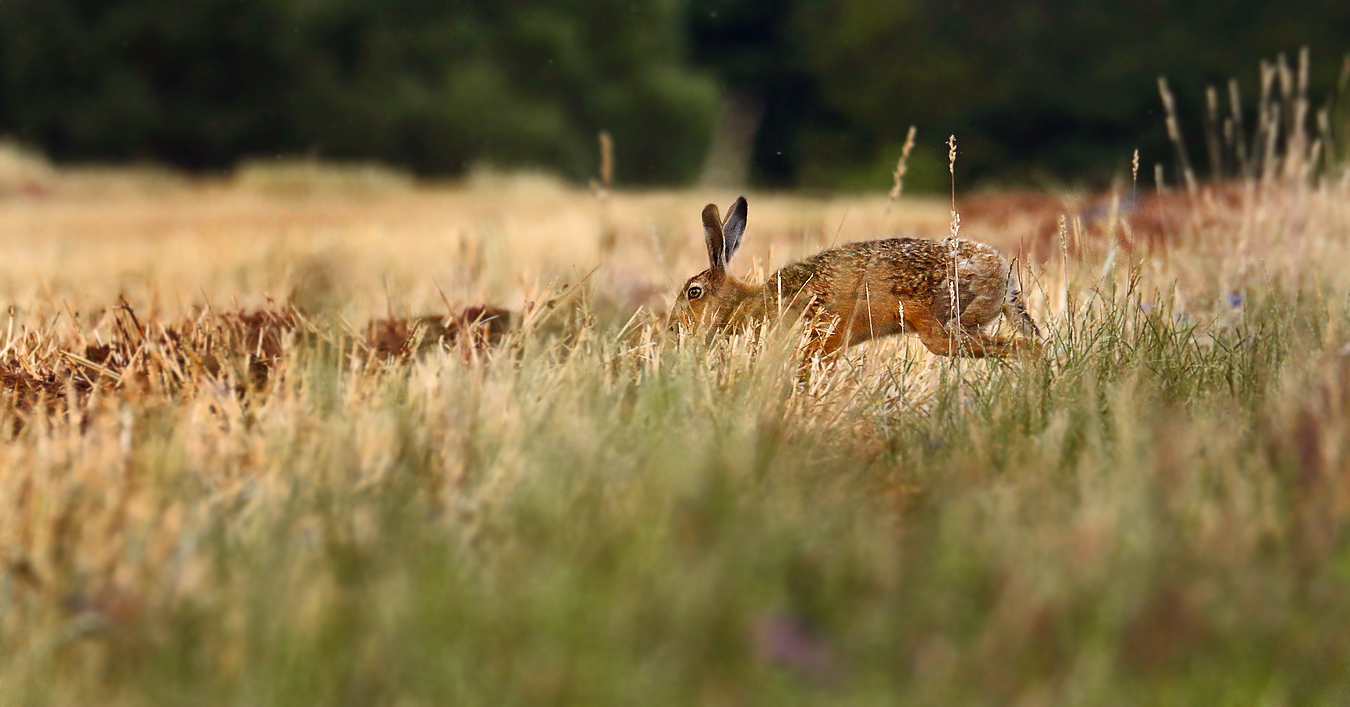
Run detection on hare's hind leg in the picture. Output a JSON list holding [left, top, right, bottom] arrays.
[[956, 284, 1006, 330], [913, 315, 1030, 358], [953, 328, 1030, 358], [965, 329, 1038, 357], [912, 317, 970, 357], [1003, 291, 1041, 340]]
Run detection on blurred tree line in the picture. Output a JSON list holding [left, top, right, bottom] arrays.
[[0, 0, 1346, 188], [0, 0, 717, 183], [690, 0, 1350, 190]]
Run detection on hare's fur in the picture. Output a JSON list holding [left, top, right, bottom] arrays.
[[669, 197, 1040, 358]]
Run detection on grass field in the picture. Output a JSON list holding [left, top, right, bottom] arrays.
[[2, 159, 1350, 705]]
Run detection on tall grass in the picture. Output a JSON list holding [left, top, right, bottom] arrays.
[[1, 159, 1349, 705]]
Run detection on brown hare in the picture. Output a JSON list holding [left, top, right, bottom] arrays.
[[668, 196, 1040, 358]]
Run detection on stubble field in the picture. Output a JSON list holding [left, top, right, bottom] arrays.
[[2, 161, 1350, 705]]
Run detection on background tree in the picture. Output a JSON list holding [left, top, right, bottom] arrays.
[[689, 0, 1350, 190], [0, 0, 719, 183], [686, 0, 821, 187], [0, 0, 1345, 188]]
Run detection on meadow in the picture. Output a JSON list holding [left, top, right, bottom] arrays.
[[1, 143, 1349, 706]]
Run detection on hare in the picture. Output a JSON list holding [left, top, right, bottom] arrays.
[[668, 196, 1040, 358]]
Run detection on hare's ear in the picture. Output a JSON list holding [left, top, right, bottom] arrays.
[[702, 203, 727, 277], [721, 196, 747, 265]]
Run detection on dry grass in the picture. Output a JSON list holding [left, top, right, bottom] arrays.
[[1, 158, 1350, 705]]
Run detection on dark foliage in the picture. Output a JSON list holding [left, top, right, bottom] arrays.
[[0, 0, 718, 183], [0, 0, 1345, 187], [690, 0, 1350, 188]]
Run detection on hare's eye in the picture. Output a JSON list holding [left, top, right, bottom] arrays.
[[686, 285, 703, 300]]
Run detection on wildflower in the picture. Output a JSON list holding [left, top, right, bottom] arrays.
[[753, 611, 836, 685]]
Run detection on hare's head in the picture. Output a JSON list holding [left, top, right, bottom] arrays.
[[668, 196, 759, 334]]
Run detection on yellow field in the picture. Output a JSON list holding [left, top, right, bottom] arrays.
[[0, 174, 959, 317], [3, 164, 1350, 705]]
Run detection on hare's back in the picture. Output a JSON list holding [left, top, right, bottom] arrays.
[[866, 237, 1009, 287], [766, 238, 949, 305]]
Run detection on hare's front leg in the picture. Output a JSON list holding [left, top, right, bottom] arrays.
[[802, 321, 849, 360]]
